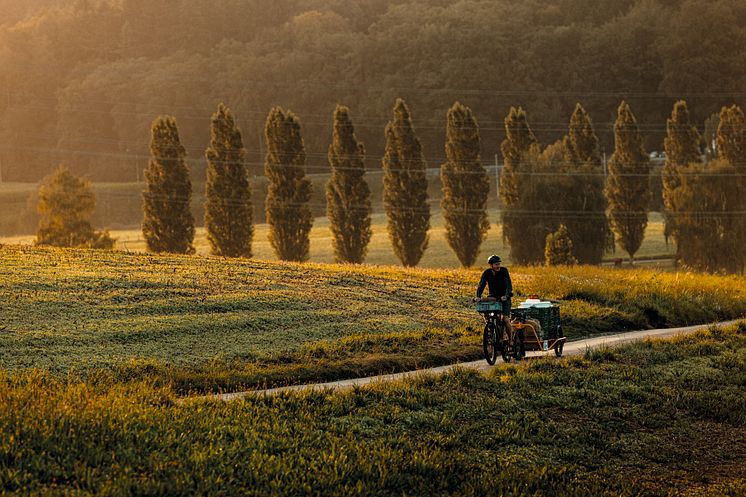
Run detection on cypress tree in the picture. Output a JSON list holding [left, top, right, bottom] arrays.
[[673, 160, 740, 273], [662, 101, 701, 246], [204, 103, 253, 258], [264, 107, 313, 262], [605, 102, 651, 262], [561, 103, 613, 264], [499, 107, 545, 265], [545, 224, 577, 266], [142, 116, 194, 254], [326, 105, 372, 264], [717, 105, 746, 179], [441, 102, 490, 267], [671, 105, 746, 274], [382, 98, 430, 267], [36, 165, 114, 249], [499, 107, 537, 208], [716, 105, 746, 272]]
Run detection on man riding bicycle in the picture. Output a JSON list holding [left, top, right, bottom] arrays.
[[476, 255, 513, 339]]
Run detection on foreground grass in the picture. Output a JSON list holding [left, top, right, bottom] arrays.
[[1, 324, 744, 496], [1, 244, 744, 393]]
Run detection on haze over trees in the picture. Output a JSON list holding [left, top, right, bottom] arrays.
[[142, 117, 195, 254], [1, 0, 744, 184]]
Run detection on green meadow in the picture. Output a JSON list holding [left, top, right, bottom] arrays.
[[0, 324, 743, 496], [0, 244, 743, 393]]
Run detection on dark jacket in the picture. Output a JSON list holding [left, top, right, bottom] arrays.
[[476, 267, 512, 299]]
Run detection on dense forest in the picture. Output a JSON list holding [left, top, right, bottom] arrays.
[[0, 0, 745, 182]]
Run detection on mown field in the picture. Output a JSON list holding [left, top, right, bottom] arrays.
[[0, 244, 743, 394], [1, 324, 744, 496], [1, 211, 676, 269]]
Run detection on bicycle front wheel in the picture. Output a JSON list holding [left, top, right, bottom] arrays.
[[482, 321, 498, 365]]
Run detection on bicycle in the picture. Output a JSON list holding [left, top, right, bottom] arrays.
[[475, 299, 525, 365]]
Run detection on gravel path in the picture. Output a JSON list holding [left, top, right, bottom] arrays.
[[182, 320, 743, 403]]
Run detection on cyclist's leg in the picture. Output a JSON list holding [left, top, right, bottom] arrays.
[[502, 300, 513, 338]]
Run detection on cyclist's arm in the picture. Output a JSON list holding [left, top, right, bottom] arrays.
[[476, 271, 488, 298], [505, 268, 513, 298]]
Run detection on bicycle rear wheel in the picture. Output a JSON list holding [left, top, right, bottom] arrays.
[[482, 321, 498, 365], [513, 328, 526, 360], [498, 322, 511, 363]]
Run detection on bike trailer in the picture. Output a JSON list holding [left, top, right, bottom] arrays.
[[514, 299, 560, 339]]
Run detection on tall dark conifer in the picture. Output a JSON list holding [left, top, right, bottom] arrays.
[[561, 103, 612, 264], [142, 116, 194, 254], [673, 160, 740, 273], [441, 102, 490, 267], [326, 105, 372, 264], [672, 105, 745, 273], [264, 107, 313, 262], [499, 107, 543, 264], [717, 105, 746, 181], [204, 103, 253, 258], [662, 101, 701, 246], [716, 105, 746, 273], [605, 102, 651, 262], [382, 98, 430, 267]]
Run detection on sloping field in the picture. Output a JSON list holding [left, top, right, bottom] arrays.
[[0, 245, 744, 393], [1, 325, 744, 496]]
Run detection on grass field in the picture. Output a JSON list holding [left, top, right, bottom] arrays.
[[1, 324, 744, 496], [0, 211, 676, 269], [1, 244, 742, 393]]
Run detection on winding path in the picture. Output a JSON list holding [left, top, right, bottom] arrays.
[[183, 320, 743, 403]]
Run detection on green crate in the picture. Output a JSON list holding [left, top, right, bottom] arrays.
[[523, 306, 560, 338], [475, 301, 503, 313]]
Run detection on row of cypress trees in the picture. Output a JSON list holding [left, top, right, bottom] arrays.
[[140, 98, 745, 273], [501, 100, 746, 273], [662, 103, 746, 274], [140, 103, 374, 263], [141, 98, 485, 268]]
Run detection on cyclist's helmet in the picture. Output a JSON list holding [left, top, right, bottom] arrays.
[[487, 255, 501, 265]]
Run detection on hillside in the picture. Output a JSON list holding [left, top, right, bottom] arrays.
[[1, 244, 744, 393], [0, 0, 743, 182], [1, 324, 744, 495]]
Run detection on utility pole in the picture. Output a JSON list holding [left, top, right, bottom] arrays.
[[494, 154, 500, 198]]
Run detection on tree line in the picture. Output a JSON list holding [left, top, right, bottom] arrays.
[[1, 0, 744, 183], [35, 99, 746, 274]]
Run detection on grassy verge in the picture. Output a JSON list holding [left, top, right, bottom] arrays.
[[1, 323, 744, 496], [1, 245, 745, 392]]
